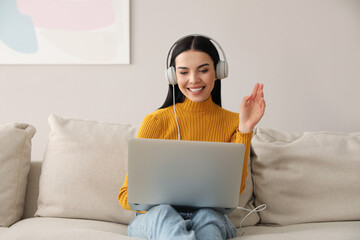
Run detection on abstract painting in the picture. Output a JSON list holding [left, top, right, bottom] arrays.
[[0, 0, 130, 64]]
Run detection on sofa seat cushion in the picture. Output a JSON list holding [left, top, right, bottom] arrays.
[[242, 221, 360, 240], [0, 227, 8, 236], [4, 217, 143, 240]]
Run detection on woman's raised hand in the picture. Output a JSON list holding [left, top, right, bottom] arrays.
[[238, 83, 266, 133]]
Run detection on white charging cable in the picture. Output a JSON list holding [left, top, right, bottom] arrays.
[[229, 204, 267, 236]]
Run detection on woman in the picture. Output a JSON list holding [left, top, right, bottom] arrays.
[[118, 34, 266, 240]]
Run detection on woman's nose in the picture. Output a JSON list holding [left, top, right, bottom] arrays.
[[189, 72, 200, 83]]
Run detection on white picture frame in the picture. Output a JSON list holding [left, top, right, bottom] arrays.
[[0, 0, 130, 64]]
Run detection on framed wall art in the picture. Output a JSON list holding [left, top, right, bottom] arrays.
[[0, 0, 130, 64]]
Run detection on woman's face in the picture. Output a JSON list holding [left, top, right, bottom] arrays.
[[175, 50, 217, 103]]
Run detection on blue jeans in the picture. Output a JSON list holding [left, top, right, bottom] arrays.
[[128, 204, 237, 240]]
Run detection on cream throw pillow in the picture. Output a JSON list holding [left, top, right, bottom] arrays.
[[0, 123, 36, 227], [251, 128, 360, 225], [36, 114, 137, 224]]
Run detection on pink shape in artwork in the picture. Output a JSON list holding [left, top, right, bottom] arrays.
[[17, 0, 116, 30]]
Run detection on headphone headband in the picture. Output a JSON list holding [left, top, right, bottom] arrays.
[[166, 34, 228, 69], [165, 34, 229, 85]]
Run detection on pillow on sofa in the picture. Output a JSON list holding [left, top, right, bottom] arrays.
[[251, 128, 360, 225], [0, 123, 36, 227], [36, 114, 137, 224]]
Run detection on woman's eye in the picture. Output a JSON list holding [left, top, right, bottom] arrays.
[[200, 69, 208, 73], [179, 71, 188, 75]]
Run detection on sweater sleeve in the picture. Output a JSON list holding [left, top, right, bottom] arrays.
[[118, 173, 131, 210], [230, 130, 253, 194], [118, 114, 162, 211]]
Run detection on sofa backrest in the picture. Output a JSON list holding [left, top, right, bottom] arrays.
[[23, 127, 360, 227]]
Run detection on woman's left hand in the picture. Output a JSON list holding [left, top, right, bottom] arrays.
[[238, 83, 266, 133]]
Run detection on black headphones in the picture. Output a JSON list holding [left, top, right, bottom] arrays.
[[165, 34, 229, 85]]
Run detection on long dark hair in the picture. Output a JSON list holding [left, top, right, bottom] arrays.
[[159, 35, 222, 109]]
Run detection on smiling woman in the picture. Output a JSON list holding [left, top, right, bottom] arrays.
[[118, 34, 266, 240]]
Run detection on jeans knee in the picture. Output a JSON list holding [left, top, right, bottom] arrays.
[[194, 208, 222, 220], [149, 204, 176, 217], [191, 208, 230, 239], [192, 208, 226, 227]]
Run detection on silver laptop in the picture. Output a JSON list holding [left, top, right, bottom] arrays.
[[127, 138, 245, 214]]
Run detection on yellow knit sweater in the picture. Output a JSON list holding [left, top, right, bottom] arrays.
[[118, 97, 253, 211]]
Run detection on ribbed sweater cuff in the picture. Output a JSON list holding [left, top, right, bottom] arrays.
[[235, 130, 253, 145]]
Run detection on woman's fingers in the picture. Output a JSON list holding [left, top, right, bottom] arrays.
[[250, 83, 259, 100], [260, 98, 266, 110], [255, 83, 264, 101], [243, 83, 265, 109]]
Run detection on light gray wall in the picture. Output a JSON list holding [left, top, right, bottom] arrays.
[[1, 0, 360, 160]]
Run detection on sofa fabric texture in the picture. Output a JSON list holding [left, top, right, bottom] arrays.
[[0, 123, 36, 227], [251, 128, 360, 225]]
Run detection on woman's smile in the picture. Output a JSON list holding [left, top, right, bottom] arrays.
[[188, 86, 205, 94]]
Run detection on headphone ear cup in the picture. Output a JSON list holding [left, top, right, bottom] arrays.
[[166, 67, 177, 85], [216, 60, 228, 79]]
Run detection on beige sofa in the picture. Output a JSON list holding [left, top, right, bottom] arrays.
[[1, 114, 359, 240]]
